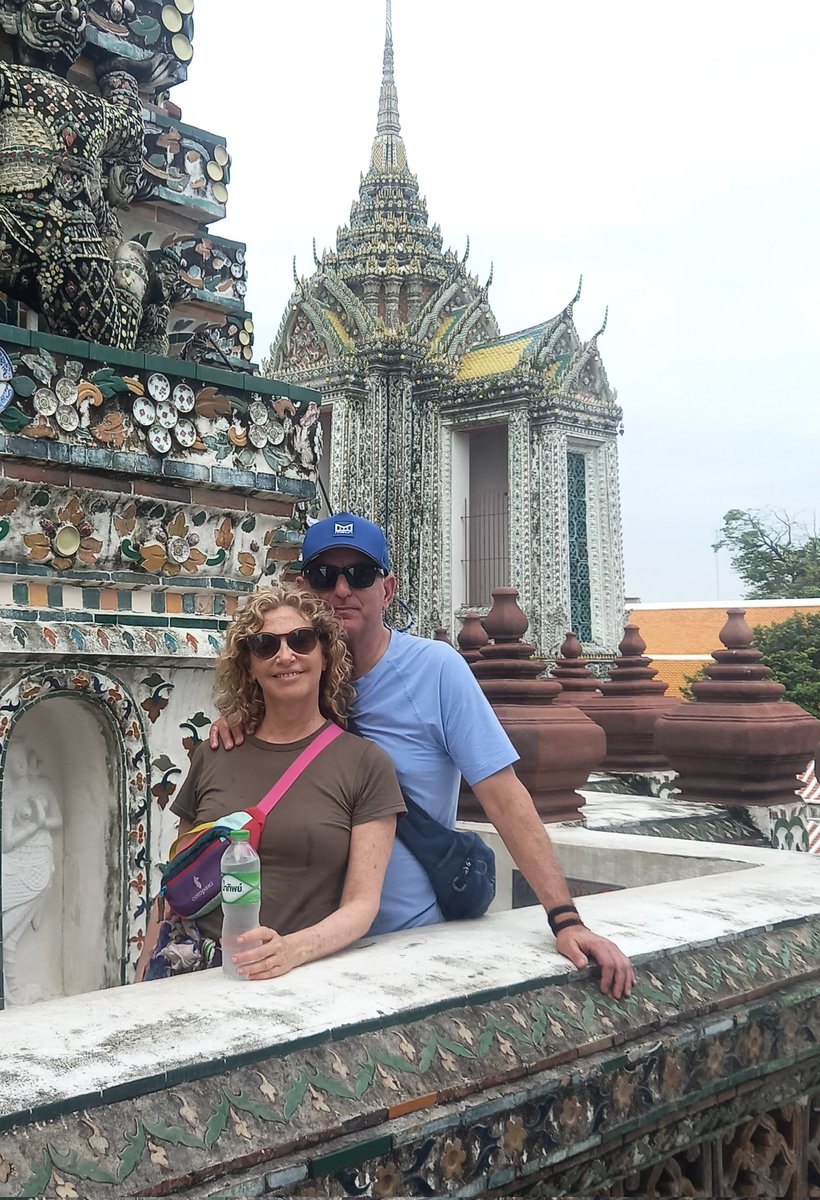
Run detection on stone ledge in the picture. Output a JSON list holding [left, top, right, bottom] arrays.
[[2, 846, 819, 1118], [0, 914, 818, 1196]]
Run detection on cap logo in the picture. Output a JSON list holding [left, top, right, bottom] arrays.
[[334, 522, 354, 535]]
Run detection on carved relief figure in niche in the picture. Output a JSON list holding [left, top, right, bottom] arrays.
[[1, 738, 63, 1006], [283, 311, 325, 368], [291, 400, 322, 472], [0, 0, 147, 347]]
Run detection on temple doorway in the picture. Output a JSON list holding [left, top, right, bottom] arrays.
[[452, 424, 510, 613]]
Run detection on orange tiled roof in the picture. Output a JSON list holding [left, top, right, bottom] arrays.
[[648, 658, 709, 699], [628, 600, 820, 697], [628, 602, 820, 656]]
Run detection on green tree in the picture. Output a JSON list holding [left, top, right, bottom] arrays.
[[714, 509, 820, 598], [753, 613, 820, 719]]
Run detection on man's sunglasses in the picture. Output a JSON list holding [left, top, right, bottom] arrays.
[[241, 628, 319, 658], [302, 562, 386, 591]]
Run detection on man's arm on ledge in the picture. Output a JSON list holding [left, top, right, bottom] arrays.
[[471, 765, 634, 999]]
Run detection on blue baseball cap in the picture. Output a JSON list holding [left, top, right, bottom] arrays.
[[302, 512, 391, 571]]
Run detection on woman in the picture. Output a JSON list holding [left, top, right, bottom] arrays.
[[137, 584, 405, 981]]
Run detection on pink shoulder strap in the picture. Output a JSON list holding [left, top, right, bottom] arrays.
[[256, 723, 344, 817]]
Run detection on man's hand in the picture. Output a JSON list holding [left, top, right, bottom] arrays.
[[555, 926, 634, 999], [209, 714, 251, 750]]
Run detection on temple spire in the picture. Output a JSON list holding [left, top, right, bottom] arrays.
[[371, 0, 407, 171]]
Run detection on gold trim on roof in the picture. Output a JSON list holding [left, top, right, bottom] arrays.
[[324, 309, 353, 348], [457, 336, 530, 381], [430, 313, 456, 349]]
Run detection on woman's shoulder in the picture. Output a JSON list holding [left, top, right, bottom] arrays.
[[188, 734, 256, 770], [335, 728, 396, 774]]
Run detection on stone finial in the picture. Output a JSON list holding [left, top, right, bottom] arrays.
[[655, 608, 820, 807], [461, 587, 605, 823], [456, 612, 488, 664], [550, 631, 602, 705], [561, 631, 584, 658], [603, 623, 670, 696], [692, 608, 783, 698], [472, 589, 560, 699], [481, 587, 530, 644], [581, 622, 680, 770], [433, 628, 452, 645]]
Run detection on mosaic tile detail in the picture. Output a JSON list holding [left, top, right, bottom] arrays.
[[0, 581, 230, 618], [0, 339, 320, 485], [0, 620, 227, 660], [1, 921, 818, 1197], [283, 1072, 820, 1199], [770, 805, 811, 853], [609, 812, 768, 847], [0, 667, 151, 987], [0, 481, 298, 588]]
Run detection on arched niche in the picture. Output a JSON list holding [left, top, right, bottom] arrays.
[[0, 668, 151, 1008]]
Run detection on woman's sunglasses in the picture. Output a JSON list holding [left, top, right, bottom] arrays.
[[241, 628, 319, 659], [302, 561, 386, 590]]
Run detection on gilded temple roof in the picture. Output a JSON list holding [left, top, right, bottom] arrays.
[[267, 4, 617, 423], [457, 323, 550, 380]]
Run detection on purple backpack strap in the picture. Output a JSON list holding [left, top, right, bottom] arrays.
[[256, 723, 344, 817]]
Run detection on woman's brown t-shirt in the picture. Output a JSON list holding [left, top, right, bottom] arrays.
[[170, 726, 406, 942]]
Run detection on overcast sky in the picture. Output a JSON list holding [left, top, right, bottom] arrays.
[[178, 0, 820, 603]]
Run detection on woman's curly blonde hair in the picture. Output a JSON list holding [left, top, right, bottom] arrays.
[[215, 584, 354, 728]]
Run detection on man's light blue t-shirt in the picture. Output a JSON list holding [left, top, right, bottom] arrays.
[[351, 631, 518, 934]]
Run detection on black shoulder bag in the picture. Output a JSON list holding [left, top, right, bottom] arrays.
[[349, 718, 496, 920]]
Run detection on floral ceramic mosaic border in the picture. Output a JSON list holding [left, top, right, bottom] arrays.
[[0, 333, 321, 489], [1, 919, 818, 1198], [276, 1068, 820, 1200], [0, 481, 301, 586]]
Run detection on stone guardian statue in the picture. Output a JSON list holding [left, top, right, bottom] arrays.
[[0, 0, 147, 347]]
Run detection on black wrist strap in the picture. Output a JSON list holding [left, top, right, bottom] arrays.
[[552, 916, 585, 935], [547, 903, 579, 934]]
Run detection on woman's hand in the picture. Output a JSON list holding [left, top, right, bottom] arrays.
[[226, 816, 397, 981], [231, 926, 301, 979]]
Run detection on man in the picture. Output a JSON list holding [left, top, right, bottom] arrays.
[[212, 512, 633, 998]]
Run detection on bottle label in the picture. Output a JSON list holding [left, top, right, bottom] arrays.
[[221, 871, 261, 905]]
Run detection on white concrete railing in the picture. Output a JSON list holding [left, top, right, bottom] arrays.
[[1, 830, 819, 1123]]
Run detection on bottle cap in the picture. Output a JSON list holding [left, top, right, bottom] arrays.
[[230, 829, 250, 841]]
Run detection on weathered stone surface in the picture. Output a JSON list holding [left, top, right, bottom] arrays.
[[1, 843, 818, 1198]]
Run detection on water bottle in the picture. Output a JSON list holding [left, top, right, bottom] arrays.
[[221, 829, 261, 979]]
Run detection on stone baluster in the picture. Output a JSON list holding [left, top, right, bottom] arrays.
[[654, 608, 820, 806], [581, 624, 681, 769], [550, 631, 602, 705], [460, 587, 605, 823]]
